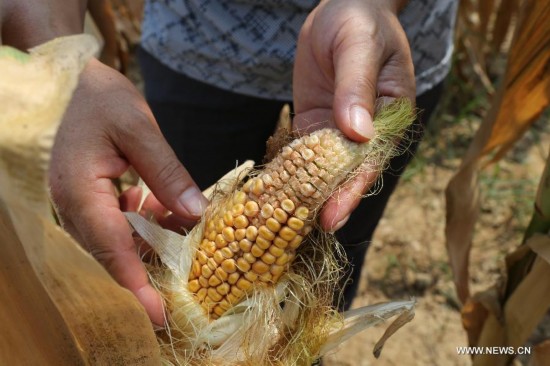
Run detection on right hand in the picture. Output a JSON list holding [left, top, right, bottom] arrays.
[[49, 59, 209, 326]]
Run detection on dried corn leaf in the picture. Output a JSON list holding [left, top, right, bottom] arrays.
[[482, 1, 550, 160], [478, 0, 496, 37], [473, 234, 550, 366], [445, 0, 550, 304], [530, 340, 550, 366], [0, 35, 160, 364], [461, 288, 497, 348], [490, 0, 520, 55]]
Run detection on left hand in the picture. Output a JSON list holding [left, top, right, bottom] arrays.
[[292, 0, 415, 231]]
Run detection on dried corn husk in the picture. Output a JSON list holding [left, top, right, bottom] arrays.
[[0, 35, 160, 365]]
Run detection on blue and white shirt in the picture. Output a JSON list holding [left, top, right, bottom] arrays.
[[141, 0, 459, 100]]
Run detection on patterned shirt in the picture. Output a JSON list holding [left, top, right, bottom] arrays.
[[141, 0, 459, 100]]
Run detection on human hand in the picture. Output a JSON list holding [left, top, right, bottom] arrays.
[[49, 59, 208, 326], [293, 0, 415, 231]]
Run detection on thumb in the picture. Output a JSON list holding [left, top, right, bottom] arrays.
[[331, 26, 384, 142], [115, 119, 209, 220], [330, 9, 415, 143]]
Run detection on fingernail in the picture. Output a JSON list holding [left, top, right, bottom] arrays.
[[331, 214, 350, 232], [350, 105, 375, 140], [178, 186, 207, 217]]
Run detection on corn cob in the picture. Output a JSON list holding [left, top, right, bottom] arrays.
[[124, 99, 415, 364], [188, 128, 374, 319]]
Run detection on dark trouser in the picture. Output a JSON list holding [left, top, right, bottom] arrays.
[[139, 48, 444, 310]]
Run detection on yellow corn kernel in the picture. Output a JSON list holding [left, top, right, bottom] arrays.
[[255, 236, 271, 250], [236, 278, 252, 291], [243, 253, 256, 264], [215, 234, 227, 249], [244, 201, 259, 217], [213, 306, 225, 317], [215, 267, 228, 281], [273, 208, 288, 223], [222, 227, 235, 242], [201, 264, 213, 279], [251, 244, 265, 258], [252, 261, 270, 274], [287, 217, 304, 231], [196, 288, 208, 301], [208, 275, 222, 287], [213, 250, 225, 264], [216, 283, 230, 296], [268, 245, 284, 257], [261, 252, 276, 265], [223, 211, 233, 226], [261, 203, 274, 219], [234, 215, 249, 229], [231, 286, 244, 298], [198, 276, 209, 288], [288, 235, 303, 250], [220, 247, 234, 258], [236, 258, 251, 272], [274, 237, 289, 249], [279, 226, 297, 241], [295, 206, 309, 220], [233, 191, 247, 205], [221, 259, 237, 273], [251, 178, 265, 196], [258, 225, 276, 240], [227, 272, 240, 285], [245, 226, 258, 241], [244, 271, 258, 282], [188, 279, 200, 293], [266, 218, 281, 233], [232, 203, 245, 216], [208, 288, 223, 302]]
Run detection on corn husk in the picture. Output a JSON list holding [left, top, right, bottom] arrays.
[[0, 35, 160, 365]]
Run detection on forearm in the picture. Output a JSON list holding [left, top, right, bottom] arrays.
[[1, 0, 87, 49]]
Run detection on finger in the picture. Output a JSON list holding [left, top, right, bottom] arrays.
[[141, 192, 197, 232], [74, 178, 165, 326], [112, 118, 209, 221], [319, 168, 379, 232], [119, 186, 143, 212]]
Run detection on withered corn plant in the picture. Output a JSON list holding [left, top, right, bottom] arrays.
[[128, 100, 417, 365], [446, 0, 550, 364]]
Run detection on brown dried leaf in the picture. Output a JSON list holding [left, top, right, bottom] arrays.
[[530, 339, 550, 366], [490, 0, 520, 55]]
